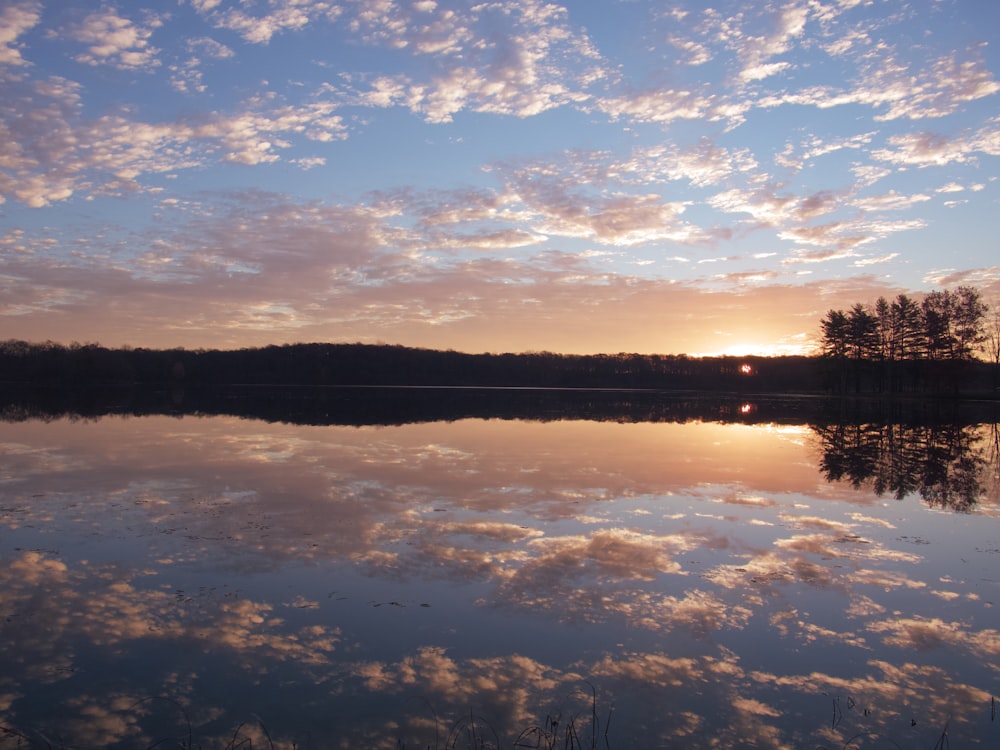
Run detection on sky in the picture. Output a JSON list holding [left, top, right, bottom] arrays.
[[1, 0, 999, 356]]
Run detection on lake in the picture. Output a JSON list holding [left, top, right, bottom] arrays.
[[1, 390, 998, 748]]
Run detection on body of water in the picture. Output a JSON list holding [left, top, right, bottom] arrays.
[[1, 392, 998, 748]]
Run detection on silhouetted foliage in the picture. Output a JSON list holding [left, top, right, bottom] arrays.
[[0, 339, 824, 392], [818, 286, 993, 394]]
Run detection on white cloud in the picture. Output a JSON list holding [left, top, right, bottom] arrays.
[[169, 37, 234, 93], [612, 140, 758, 188], [936, 182, 965, 193], [852, 190, 931, 212], [740, 61, 791, 82], [759, 48, 999, 122], [64, 7, 164, 71], [342, 0, 606, 122], [194, 0, 342, 44], [594, 87, 713, 124], [0, 69, 350, 205], [0, 0, 41, 67], [667, 35, 711, 66], [776, 132, 876, 171], [189, 35, 234, 59], [871, 131, 977, 167], [353, 75, 410, 108], [711, 0, 810, 84], [291, 156, 326, 170], [852, 252, 899, 267]]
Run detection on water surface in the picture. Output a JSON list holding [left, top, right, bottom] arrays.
[[1, 395, 998, 748]]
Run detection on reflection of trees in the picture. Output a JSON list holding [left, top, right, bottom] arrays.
[[813, 421, 993, 511], [989, 422, 1000, 500], [0, 386, 833, 428]]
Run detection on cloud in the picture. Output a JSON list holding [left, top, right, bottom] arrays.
[[63, 7, 164, 71], [0, 0, 41, 67], [922, 266, 1000, 289], [340, 0, 605, 122], [852, 190, 931, 212], [168, 36, 235, 93], [851, 252, 899, 267], [192, 0, 342, 44], [593, 86, 714, 124], [708, 184, 797, 225], [667, 35, 712, 66], [775, 132, 876, 172], [494, 157, 713, 247], [2, 171, 925, 355], [612, 139, 759, 188], [0, 77, 348, 204], [756, 37, 998, 121], [871, 119, 1000, 167], [0, 0, 609, 205]]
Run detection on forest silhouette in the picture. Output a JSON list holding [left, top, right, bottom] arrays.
[[818, 285, 998, 394], [0, 339, 997, 394]]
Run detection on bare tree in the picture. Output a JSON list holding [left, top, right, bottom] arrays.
[[984, 304, 1000, 390], [951, 286, 988, 360]]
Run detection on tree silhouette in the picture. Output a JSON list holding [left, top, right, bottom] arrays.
[[818, 286, 990, 394]]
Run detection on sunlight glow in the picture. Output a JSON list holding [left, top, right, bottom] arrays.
[[695, 342, 803, 358]]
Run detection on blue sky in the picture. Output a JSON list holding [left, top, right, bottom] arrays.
[[1, 0, 998, 355]]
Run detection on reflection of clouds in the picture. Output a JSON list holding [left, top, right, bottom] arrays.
[[352, 645, 576, 741], [496, 561, 752, 637], [720, 493, 777, 508], [590, 651, 700, 686], [350, 644, 996, 747], [0, 550, 340, 683], [526, 528, 690, 580], [779, 513, 851, 531], [846, 594, 886, 618], [0, 548, 342, 744], [868, 617, 1000, 660], [484, 527, 756, 634], [3, 416, 998, 745], [753, 660, 993, 743], [850, 568, 927, 591]]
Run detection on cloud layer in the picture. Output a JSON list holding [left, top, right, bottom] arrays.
[[1, 0, 999, 353]]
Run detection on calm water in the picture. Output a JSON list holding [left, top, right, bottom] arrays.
[[1, 397, 998, 748]]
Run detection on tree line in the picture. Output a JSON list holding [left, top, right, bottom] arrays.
[[819, 286, 998, 394], [0, 339, 820, 391]]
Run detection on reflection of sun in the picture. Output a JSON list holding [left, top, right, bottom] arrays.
[[740, 363, 754, 375]]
